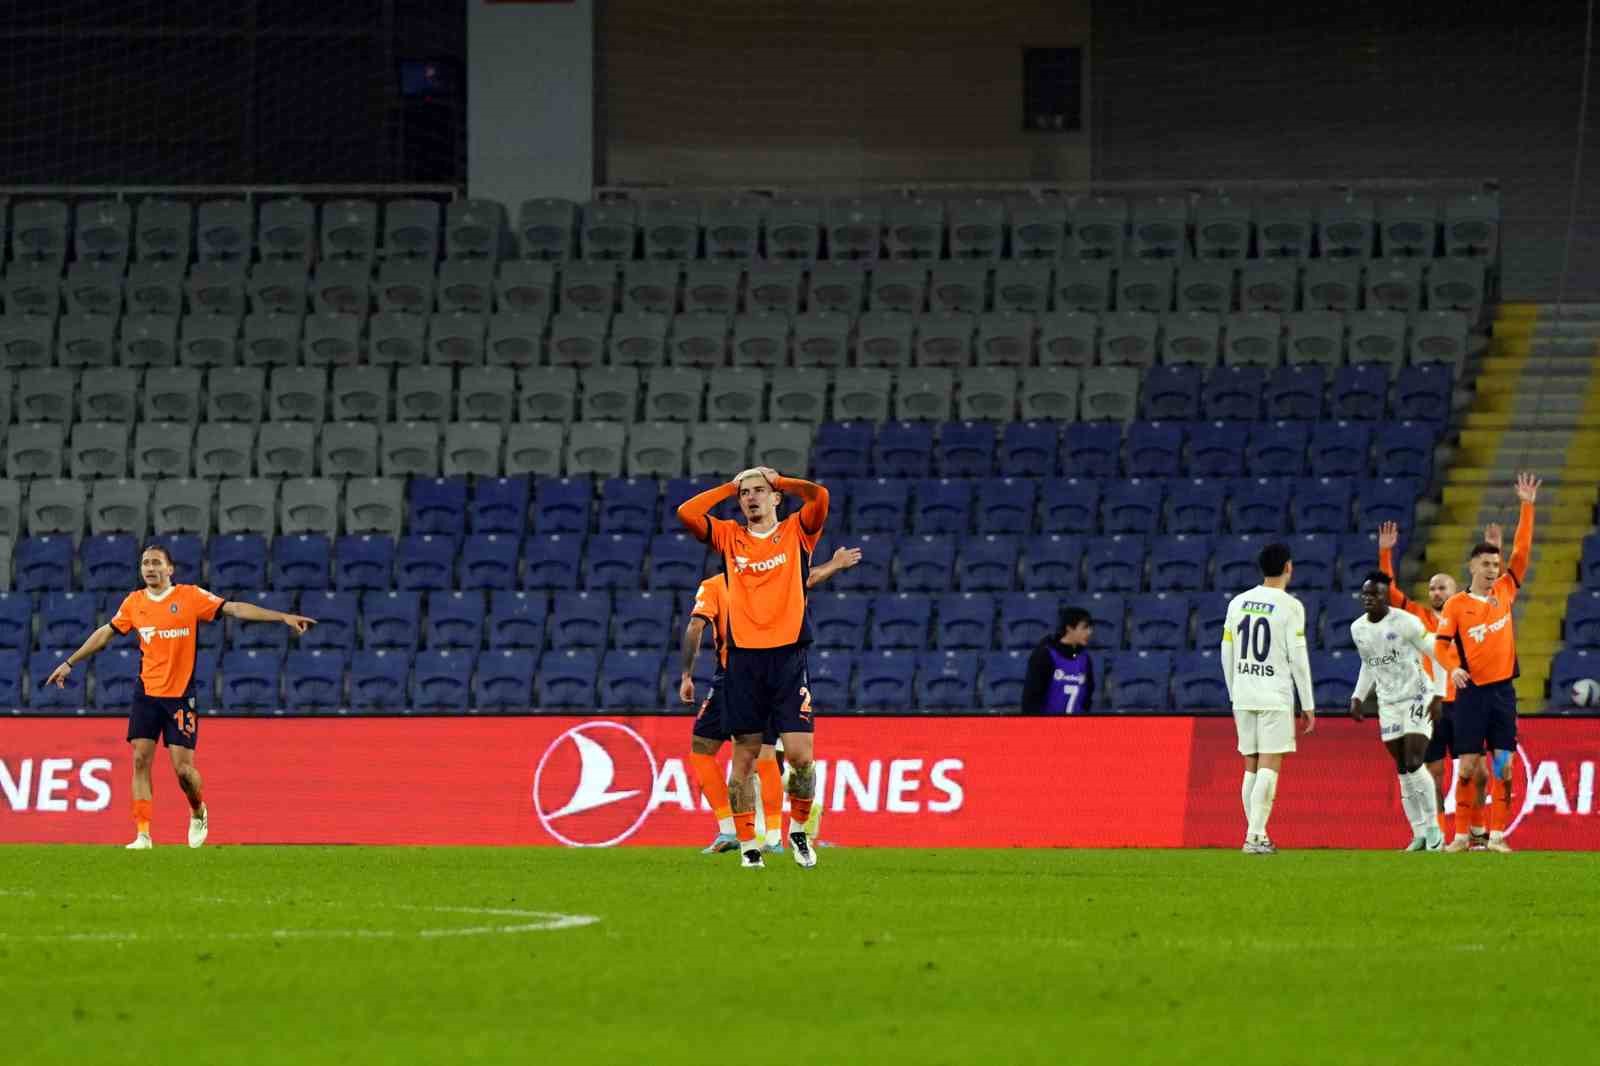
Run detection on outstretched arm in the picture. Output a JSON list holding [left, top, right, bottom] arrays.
[[768, 470, 829, 536], [1508, 472, 1539, 584], [675, 482, 738, 543], [806, 546, 861, 589], [45, 624, 118, 688], [1377, 522, 1408, 608], [222, 600, 316, 634], [678, 617, 708, 704]]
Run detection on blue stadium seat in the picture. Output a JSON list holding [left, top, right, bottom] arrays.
[[220, 650, 281, 710], [833, 533, 894, 592], [1083, 535, 1145, 593], [408, 477, 468, 537], [1231, 478, 1287, 534], [1038, 478, 1099, 534], [272, 534, 331, 591], [209, 533, 269, 592], [1313, 650, 1361, 708], [1298, 592, 1324, 649], [395, 535, 455, 591], [334, 534, 395, 590], [998, 593, 1055, 650], [1320, 594, 1363, 652], [1263, 365, 1325, 421], [1141, 365, 1203, 421], [1102, 481, 1162, 534], [936, 422, 996, 477], [1246, 422, 1308, 477], [1063, 423, 1121, 478], [458, 534, 518, 590], [614, 592, 674, 649], [1185, 421, 1246, 477], [813, 423, 874, 479], [1357, 478, 1421, 530], [873, 422, 936, 478], [550, 591, 610, 649], [1171, 652, 1228, 710], [14, 537, 74, 593], [426, 591, 483, 649], [532, 477, 593, 534], [1083, 592, 1126, 650], [1168, 480, 1225, 535], [1192, 591, 1230, 644], [521, 533, 585, 590], [895, 535, 956, 592], [646, 532, 705, 590], [228, 591, 295, 652], [1149, 535, 1211, 591], [1292, 478, 1353, 534], [487, 590, 546, 650], [857, 651, 916, 710], [40, 593, 96, 650], [1109, 651, 1172, 711], [469, 477, 531, 537], [1128, 594, 1189, 649], [285, 650, 346, 711], [93, 648, 140, 709], [1375, 422, 1436, 480], [981, 651, 1029, 709], [811, 593, 870, 648], [1125, 423, 1183, 478], [936, 593, 995, 651], [586, 534, 649, 590], [350, 650, 408, 711], [1551, 650, 1600, 704], [1330, 365, 1387, 421], [298, 591, 358, 651], [0, 651, 22, 706], [1564, 593, 1600, 647], [1392, 365, 1452, 422], [598, 477, 659, 535], [411, 650, 474, 711], [917, 651, 979, 710], [1308, 422, 1372, 478], [148, 533, 204, 582], [870, 593, 932, 649], [475, 649, 538, 710], [192, 648, 221, 704], [29, 650, 85, 708], [662, 478, 724, 532], [912, 479, 972, 534], [1202, 366, 1266, 421], [361, 590, 421, 649], [1286, 535, 1337, 589], [1020, 534, 1081, 591], [82, 534, 139, 592], [537, 649, 600, 709], [850, 479, 910, 533], [1000, 422, 1058, 477], [807, 650, 855, 709], [956, 535, 1017, 591], [1583, 534, 1600, 589], [598, 650, 663, 710], [973, 477, 1034, 535], [1337, 534, 1383, 590], [1214, 537, 1266, 592]]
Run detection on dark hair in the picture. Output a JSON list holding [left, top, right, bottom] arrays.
[[1470, 542, 1501, 560], [1361, 569, 1392, 588], [1258, 542, 1292, 578], [139, 543, 174, 567], [1058, 606, 1093, 634]]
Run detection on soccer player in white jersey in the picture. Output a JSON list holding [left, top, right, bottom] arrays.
[[1348, 570, 1453, 852], [1221, 542, 1317, 854]]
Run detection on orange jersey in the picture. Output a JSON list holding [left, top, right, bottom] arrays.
[[110, 584, 224, 697], [1379, 546, 1455, 701], [1435, 501, 1534, 686], [691, 576, 731, 670]]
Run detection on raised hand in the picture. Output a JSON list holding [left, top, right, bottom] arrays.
[[757, 466, 781, 487], [1516, 472, 1541, 503], [1483, 522, 1503, 549], [1377, 521, 1400, 551]]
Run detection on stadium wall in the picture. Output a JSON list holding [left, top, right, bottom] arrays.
[[5, 716, 1600, 850]]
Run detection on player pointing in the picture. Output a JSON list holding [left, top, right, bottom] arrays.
[[45, 544, 316, 849], [1221, 543, 1317, 854]]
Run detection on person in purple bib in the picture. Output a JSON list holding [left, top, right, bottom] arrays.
[[1021, 606, 1096, 714]]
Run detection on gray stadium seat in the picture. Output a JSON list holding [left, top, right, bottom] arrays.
[[746, 262, 804, 314], [427, 311, 487, 366], [518, 367, 578, 421], [913, 311, 975, 369], [0, 482, 18, 541], [248, 261, 309, 315], [0, 369, 9, 426], [187, 261, 247, 315], [948, 197, 1005, 260], [688, 422, 750, 477], [0, 314, 54, 368], [64, 260, 124, 314], [581, 366, 641, 422], [1079, 367, 1140, 422], [118, 313, 178, 368], [1129, 197, 1187, 261], [280, 479, 340, 536], [152, 478, 212, 535], [856, 310, 914, 368], [517, 198, 577, 261], [704, 195, 761, 260], [269, 367, 327, 422], [384, 199, 441, 261], [887, 198, 943, 260], [1160, 312, 1222, 367], [869, 263, 928, 313], [88, 478, 149, 536], [1193, 195, 1251, 260], [126, 260, 185, 316], [133, 422, 193, 478], [205, 367, 266, 422], [217, 478, 277, 535], [302, 312, 364, 366], [12, 200, 70, 264], [895, 368, 954, 420], [622, 261, 680, 315], [1239, 262, 1298, 313], [1284, 311, 1344, 369], [562, 262, 619, 314], [977, 311, 1035, 367], [457, 366, 516, 422], [331, 366, 390, 421], [504, 424, 565, 477], [768, 369, 826, 422], [134, 198, 193, 263], [319, 422, 379, 477], [241, 312, 301, 368], [751, 422, 813, 475], [1256, 198, 1313, 259], [446, 198, 508, 261], [667, 312, 729, 368], [831, 369, 892, 422], [179, 312, 240, 367], [762, 197, 823, 261], [313, 260, 372, 316], [143, 368, 202, 423], [1068, 196, 1128, 262], [1409, 311, 1469, 376], [58, 313, 117, 369], [1223, 312, 1285, 369], [627, 422, 688, 477], [1176, 263, 1234, 313], [1019, 368, 1080, 422], [992, 262, 1051, 313], [68, 423, 130, 479], [704, 367, 765, 421], [1054, 262, 1113, 313], [583, 201, 639, 262], [194, 423, 255, 478], [437, 259, 495, 314], [345, 478, 404, 536], [565, 423, 627, 478], [377, 259, 437, 315], [1318, 195, 1376, 259], [1379, 195, 1439, 258], [1116, 263, 1174, 313], [27, 478, 87, 535], [732, 311, 789, 368], [259, 198, 315, 262], [1365, 260, 1424, 313], [826, 197, 884, 261], [486, 311, 546, 367], [496, 261, 556, 314], [548, 311, 607, 368], [320, 198, 378, 262], [682, 263, 741, 314], [1427, 259, 1486, 321], [381, 422, 441, 477], [1099, 311, 1159, 369], [1037, 311, 1097, 368], [1347, 310, 1408, 375], [791, 311, 852, 369], [395, 367, 453, 421], [255, 422, 317, 477], [956, 368, 1018, 421], [644, 367, 705, 422], [608, 311, 669, 368], [16, 368, 74, 422], [808, 262, 867, 314], [1444, 193, 1499, 260], [369, 312, 426, 367], [197, 200, 252, 262], [1006, 197, 1067, 259]]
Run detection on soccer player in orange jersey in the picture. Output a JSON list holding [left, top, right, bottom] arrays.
[[45, 544, 317, 850], [677, 466, 829, 869], [1434, 472, 1539, 853], [681, 546, 860, 854]]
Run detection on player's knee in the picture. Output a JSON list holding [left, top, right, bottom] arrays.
[[131, 750, 154, 772]]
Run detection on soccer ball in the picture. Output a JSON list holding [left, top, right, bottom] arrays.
[[1572, 678, 1600, 707]]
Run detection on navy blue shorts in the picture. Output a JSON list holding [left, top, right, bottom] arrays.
[[691, 681, 778, 745], [722, 645, 813, 738], [1452, 679, 1517, 754], [1423, 704, 1456, 764], [126, 686, 199, 749]]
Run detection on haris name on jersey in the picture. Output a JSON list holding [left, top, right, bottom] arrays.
[[1236, 662, 1276, 677]]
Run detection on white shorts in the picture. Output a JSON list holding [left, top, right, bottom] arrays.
[[1233, 706, 1296, 755], [1378, 694, 1434, 741]]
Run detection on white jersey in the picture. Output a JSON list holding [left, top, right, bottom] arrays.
[[1221, 584, 1316, 713], [1350, 608, 1447, 707]]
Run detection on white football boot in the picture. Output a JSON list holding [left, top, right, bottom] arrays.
[[188, 804, 209, 849], [125, 833, 153, 850]]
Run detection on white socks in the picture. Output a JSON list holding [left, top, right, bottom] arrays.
[[717, 815, 735, 836], [1398, 768, 1438, 837], [1246, 768, 1278, 841], [1242, 770, 1257, 825]]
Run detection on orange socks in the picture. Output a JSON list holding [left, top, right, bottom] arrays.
[[1454, 778, 1475, 836], [132, 798, 152, 836], [1489, 777, 1513, 835], [790, 797, 814, 831], [1436, 811, 1449, 836], [755, 757, 783, 836], [689, 754, 732, 821], [732, 810, 757, 844]]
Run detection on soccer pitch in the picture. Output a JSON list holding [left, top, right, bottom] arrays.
[[4, 847, 1597, 1066]]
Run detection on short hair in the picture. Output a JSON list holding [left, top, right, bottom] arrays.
[[139, 543, 174, 567], [1258, 542, 1292, 578], [1470, 542, 1501, 560], [1058, 606, 1093, 633], [1361, 569, 1392, 588]]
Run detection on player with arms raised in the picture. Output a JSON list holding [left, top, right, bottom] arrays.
[[677, 466, 829, 869], [1221, 543, 1317, 854], [1435, 473, 1539, 853], [1348, 570, 1452, 850], [45, 544, 316, 849]]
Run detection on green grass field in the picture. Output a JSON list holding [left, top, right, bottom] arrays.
[[3, 846, 1598, 1065]]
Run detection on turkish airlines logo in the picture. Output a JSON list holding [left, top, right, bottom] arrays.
[[532, 722, 657, 847], [734, 552, 786, 574]]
